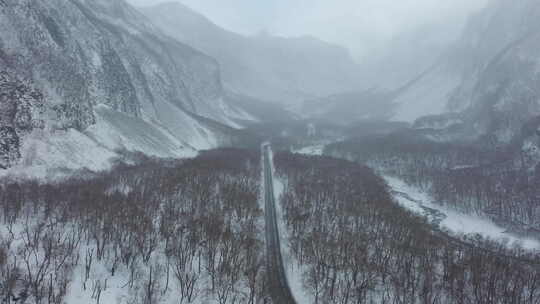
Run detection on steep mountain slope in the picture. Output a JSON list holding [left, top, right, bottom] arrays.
[[394, 0, 540, 132], [363, 19, 469, 92], [452, 0, 540, 142], [141, 2, 362, 105], [0, 0, 254, 174]]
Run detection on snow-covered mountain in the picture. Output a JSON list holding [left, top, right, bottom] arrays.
[[0, 0, 256, 175], [295, 13, 479, 125], [450, 0, 540, 142], [388, 0, 540, 168], [395, 0, 540, 141], [141, 2, 362, 106]]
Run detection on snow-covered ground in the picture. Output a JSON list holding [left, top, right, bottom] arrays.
[[0, 105, 204, 180], [385, 175, 540, 251], [63, 250, 214, 304], [392, 64, 462, 122], [0, 128, 118, 180], [291, 144, 325, 156], [87, 105, 198, 159], [268, 147, 313, 304]]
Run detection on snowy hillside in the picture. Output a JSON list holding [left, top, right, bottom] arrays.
[[0, 0, 256, 175]]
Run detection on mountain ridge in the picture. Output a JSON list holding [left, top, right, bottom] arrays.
[[141, 1, 362, 106]]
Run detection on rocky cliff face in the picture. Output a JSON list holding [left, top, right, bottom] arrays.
[[0, 72, 44, 169], [0, 0, 253, 173]]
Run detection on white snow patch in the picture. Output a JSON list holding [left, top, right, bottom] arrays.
[[450, 164, 476, 170], [393, 65, 461, 122], [86, 105, 197, 159], [292, 144, 325, 156], [0, 128, 116, 180], [152, 99, 219, 151], [91, 50, 102, 68], [385, 175, 540, 251], [218, 97, 257, 126]]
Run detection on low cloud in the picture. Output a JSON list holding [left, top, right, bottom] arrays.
[[129, 0, 488, 59]]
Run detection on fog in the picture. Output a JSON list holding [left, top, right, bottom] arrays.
[[129, 0, 488, 60]]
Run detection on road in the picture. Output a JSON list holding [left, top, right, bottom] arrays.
[[262, 144, 297, 304]]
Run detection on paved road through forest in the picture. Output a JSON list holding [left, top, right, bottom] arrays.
[[262, 144, 297, 304]]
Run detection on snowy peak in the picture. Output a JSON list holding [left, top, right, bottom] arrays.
[[0, 71, 45, 169]]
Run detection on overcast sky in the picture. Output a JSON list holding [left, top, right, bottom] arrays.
[[128, 0, 489, 60]]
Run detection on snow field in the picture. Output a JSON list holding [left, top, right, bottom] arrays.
[[385, 175, 540, 251]]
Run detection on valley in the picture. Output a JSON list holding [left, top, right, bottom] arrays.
[[2, 0, 540, 303]]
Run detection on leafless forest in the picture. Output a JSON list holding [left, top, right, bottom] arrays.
[[275, 152, 540, 304], [327, 135, 540, 234], [0, 149, 267, 304]]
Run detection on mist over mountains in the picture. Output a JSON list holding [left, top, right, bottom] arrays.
[[3, 1, 540, 304], [0, 0, 256, 174], [142, 2, 363, 106], [398, 0, 540, 143]]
